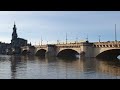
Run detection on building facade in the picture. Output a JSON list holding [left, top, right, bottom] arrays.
[[0, 42, 10, 54]]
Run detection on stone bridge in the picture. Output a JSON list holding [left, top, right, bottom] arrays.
[[93, 41, 120, 59], [20, 41, 120, 59]]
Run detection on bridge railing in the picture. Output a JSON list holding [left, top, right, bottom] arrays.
[[34, 45, 47, 48], [56, 42, 84, 45], [56, 44, 82, 48], [93, 41, 120, 48]]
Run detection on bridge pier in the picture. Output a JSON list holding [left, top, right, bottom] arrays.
[[80, 42, 94, 58], [46, 45, 57, 57], [29, 46, 36, 55], [21, 46, 36, 56]]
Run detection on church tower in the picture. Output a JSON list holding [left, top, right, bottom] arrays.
[[12, 22, 18, 40]]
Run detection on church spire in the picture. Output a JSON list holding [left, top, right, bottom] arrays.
[[12, 22, 18, 40], [14, 21, 15, 26], [13, 21, 16, 29]]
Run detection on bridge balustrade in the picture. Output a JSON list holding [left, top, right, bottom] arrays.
[[109, 45, 112, 47], [102, 45, 104, 47], [106, 45, 109, 47], [93, 43, 120, 48], [57, 45, 81, 48], [35, 45, 47, 48]]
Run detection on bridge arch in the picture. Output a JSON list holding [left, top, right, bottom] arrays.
[[35, 49, 47, 57], [21, 50, 30, 55], [96, 49, 120, 59], [57, 49, 79, 58]]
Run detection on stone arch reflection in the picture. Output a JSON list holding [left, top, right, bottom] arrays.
[[97, 58, 120, 77]]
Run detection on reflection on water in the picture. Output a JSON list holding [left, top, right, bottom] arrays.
[[0, 55, 120, 79]]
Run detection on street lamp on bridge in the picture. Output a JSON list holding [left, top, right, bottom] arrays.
[[76, 37, 78, 43], [66, 33, 67, 44], [86, 34, 88, 42], [98, 35, 101, 42], [57, 40, 60, 44], [41, 36, 43, 45], [115, 24, 117, 42], [39, 41, 40, 46]]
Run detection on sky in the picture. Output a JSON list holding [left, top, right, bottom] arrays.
[[0, 11, 120, 45]]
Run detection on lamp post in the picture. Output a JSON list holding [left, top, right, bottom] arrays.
[[86, 34, 88, 42], [66, 33, 67, 44], [39, 41, 40, 46], [41, 36, 43, 45], [99, 35, 101, 42], [76, 37, 78, 44], [57, 40, 59, 44], [115, 24, 117, 42]]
